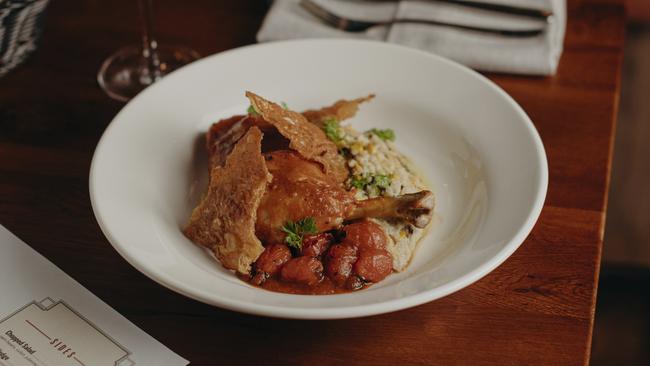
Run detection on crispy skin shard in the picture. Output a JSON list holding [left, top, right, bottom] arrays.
[[183, 127, 271, 274], [206, 114, 247, 170], [301, 94, 375, 128], [206, 115, 274, 171], [246, 91, 349, 184]]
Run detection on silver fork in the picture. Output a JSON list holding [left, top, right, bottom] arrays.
[[300, 0, 549, 37]]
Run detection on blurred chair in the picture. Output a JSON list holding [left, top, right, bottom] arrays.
[[592, 266, 650, 365], [592, 1, 650, 364]]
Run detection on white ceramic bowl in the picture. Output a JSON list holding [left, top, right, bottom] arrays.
[[90, 39, 547, 319]]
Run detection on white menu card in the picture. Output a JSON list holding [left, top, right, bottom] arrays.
[[0, 225, 189, 366]]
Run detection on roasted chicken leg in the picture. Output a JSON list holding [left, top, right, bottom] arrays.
[[255, 150, 434, 243]]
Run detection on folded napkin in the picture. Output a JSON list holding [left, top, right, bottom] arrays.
[[257, 0, 566, 75]]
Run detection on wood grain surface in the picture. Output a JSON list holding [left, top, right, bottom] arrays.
[[0, 0, 625, 365]]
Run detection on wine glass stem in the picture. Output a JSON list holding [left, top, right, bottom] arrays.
[[138, 0, 161, 82]]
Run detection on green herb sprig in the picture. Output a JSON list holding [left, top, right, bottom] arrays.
[[373, 174, 391, 189], [350, 175, 371, 190], [350, 174, 392, 196], [281, 217, 318, 250], [247, 104, 259, 116], [368, 128, 396, 141], [322, 117, 343, 144]]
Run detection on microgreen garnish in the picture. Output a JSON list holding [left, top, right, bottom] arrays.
[[350, 175, 371, 190], [322, 117, 343, 144], [247, 104, 259, 116], [350, 174, 392, 196], [373, 174, 391, 189], [368, 128, 395, 141]]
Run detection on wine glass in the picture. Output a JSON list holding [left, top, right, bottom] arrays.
[[97, 0, 199, 102]]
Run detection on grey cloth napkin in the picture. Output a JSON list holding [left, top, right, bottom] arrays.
[[257, 0, 566, 75]]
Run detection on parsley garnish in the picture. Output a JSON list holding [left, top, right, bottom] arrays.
[[282, 217, 318, 250], [281, 102, 289, 110], [247, 104, 259, 116], [368, 128, 395, 141], [373, 174, 391, 189], [322, 117, 343, 144], [350, 175, 371, 190], [350, 174, 392, 196]]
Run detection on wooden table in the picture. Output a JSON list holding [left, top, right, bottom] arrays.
[[0, 0, 625, 364]]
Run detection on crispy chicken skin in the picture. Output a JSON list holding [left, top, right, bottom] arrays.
[[183, 127, 271, 275], [301, 94, 375, 128], [247, 91, 349, 184]]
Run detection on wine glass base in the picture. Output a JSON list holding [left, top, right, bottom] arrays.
[[97, 45, 200, 102]]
